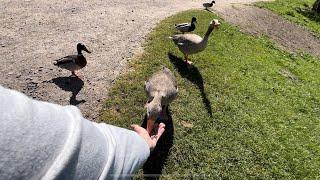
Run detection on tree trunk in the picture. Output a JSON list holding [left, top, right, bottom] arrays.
[[313, 0, 320, 13]]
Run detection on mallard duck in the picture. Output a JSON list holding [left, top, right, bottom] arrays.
[[145, 67, 178, 134], [170, 19, 220, 65], [54, 43, 91, 77], [175, 17, 197, 34], [203, 1, 216, 9]]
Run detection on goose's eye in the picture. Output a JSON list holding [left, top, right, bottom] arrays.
[[147, 97, 154, 103]]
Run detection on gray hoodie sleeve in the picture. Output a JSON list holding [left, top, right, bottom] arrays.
[[0, 86, 150, 180]]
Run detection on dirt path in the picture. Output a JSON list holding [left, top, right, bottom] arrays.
[[0, 0, 205, 120], [213, 4, 320, 57]]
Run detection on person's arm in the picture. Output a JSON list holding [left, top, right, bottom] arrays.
[[0, 86, 164, 179]]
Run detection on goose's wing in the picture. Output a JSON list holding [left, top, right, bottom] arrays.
[[145, 80, 151, 93], [161, 68, 178, 104], [170, 34, 202, 46], [162, 67, 176, 87], [145, 79, 157, 98]]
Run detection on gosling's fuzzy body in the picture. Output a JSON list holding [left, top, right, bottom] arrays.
[[145, 67, 178, 107], [145, 67, 178, 134]]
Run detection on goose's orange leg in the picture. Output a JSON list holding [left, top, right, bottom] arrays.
[[184, 54, 193, 66]]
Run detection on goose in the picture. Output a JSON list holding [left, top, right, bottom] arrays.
[[54, 43, 91, 78], [145, 67, 178, 134], [170, 19, 220, 66], [203, 1, 216, 9], [175, 17, 197, 34]]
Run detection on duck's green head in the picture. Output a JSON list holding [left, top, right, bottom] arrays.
[[77, 43, 91, 54], [191, 17, 197, 24]]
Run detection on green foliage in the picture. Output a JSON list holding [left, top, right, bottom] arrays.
[[99, 10, 320, 178], [256, 0, 320, 37]]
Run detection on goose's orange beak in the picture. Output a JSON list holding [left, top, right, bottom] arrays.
[[147, 117, 156, 135]]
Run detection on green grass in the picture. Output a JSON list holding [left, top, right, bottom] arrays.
[[256, 0, 320, 36], [99, 10, 320, 178]]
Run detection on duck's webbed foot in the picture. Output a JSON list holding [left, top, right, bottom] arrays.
[[71, 71, 83, 80], [185, 60, 193, 65], [184, 55, 193, 69]]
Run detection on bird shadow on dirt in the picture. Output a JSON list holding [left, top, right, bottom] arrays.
[[204, 8, 214, 13], [167, 52, 213, 117], [141, 106, 174, 180], [51, 76, 86, 105]]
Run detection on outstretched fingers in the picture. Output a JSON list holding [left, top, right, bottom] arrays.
[[131, 123, 166, 151], [151, 123, 165, 142]]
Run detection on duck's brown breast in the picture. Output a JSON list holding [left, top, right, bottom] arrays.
[[76, 55, 87, 68]]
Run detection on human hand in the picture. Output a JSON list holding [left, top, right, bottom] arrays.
[[131, 123, 165, 151]]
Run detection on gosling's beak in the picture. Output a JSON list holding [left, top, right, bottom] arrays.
[[147, 117, 156, 135], [195, 20, 198, 24]]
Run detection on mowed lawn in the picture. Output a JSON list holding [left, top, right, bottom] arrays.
[[99, 10, 320, 178], [256, 0, 320, 36]]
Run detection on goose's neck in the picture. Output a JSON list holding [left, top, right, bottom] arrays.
[[202, 26, 215, 43]]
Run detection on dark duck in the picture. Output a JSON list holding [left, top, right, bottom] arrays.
[[54, 43, 91, 78], [203, 1, 216, 9], [175, 17, 197, 34]]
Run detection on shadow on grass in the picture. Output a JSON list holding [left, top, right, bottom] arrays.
[[168, 52, 213, 117], [142, 106, 174, 180], [51, 76, 86, 105], [296, 7, 320, 24]]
